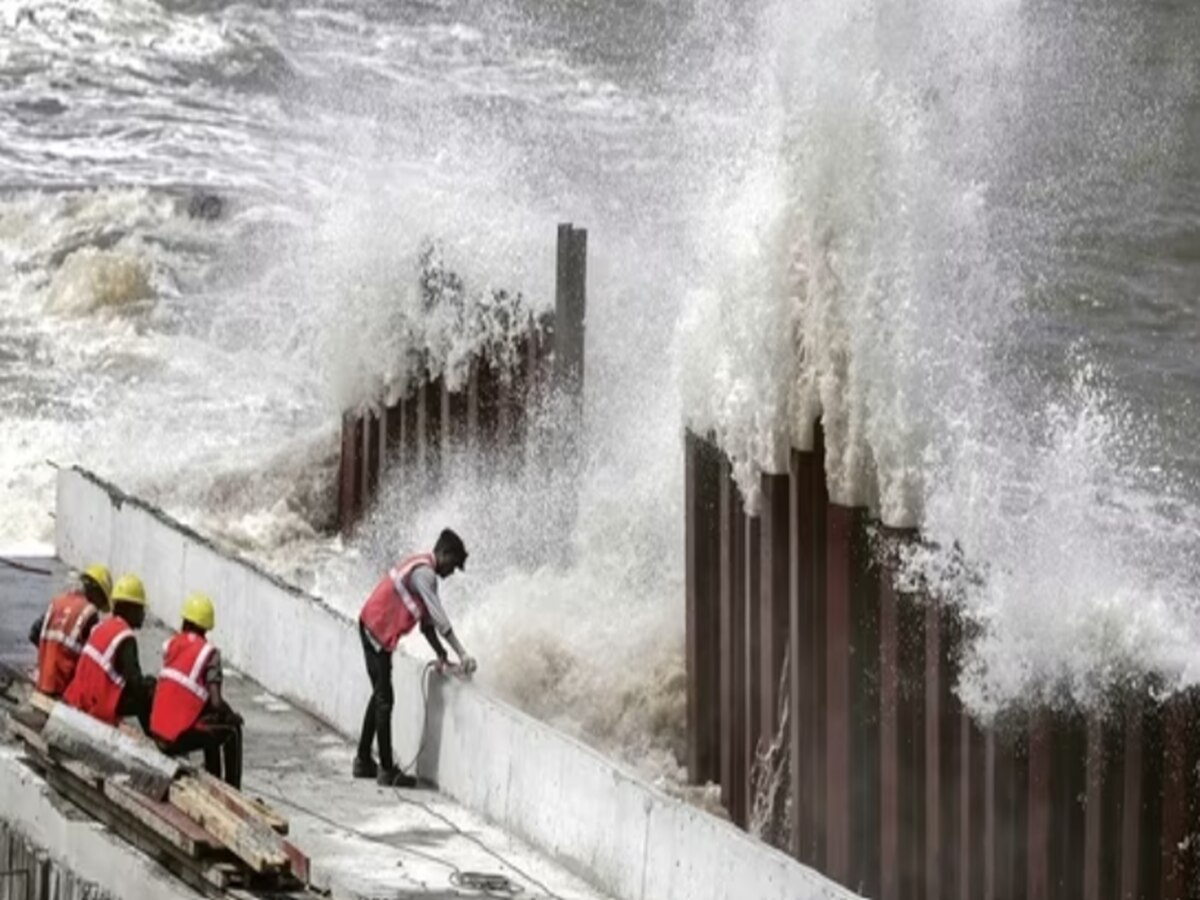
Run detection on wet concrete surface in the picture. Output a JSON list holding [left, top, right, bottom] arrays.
[[1, 557, 609, 899], [0, 556, 68, 674]]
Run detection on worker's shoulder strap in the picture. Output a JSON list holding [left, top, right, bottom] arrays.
[[390, 552, 436, 582]]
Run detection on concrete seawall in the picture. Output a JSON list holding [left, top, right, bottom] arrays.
[[55, 466, 858, 900]]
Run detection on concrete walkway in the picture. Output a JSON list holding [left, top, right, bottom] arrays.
[[1, 557, 610, 900]]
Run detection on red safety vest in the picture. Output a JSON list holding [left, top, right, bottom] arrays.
[[359, 553, 435, 653], [62, 616, 134, 725], [150, 632, 216, 743], [36, 591, 99, 697]]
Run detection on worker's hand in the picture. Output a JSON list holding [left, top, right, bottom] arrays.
[[461, 655, 477, 676], [434, 656, 451, 676]]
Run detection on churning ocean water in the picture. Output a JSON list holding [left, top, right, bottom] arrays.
[[2, 0, 1198, 781]]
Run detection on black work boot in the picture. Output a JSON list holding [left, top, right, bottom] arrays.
[[377, 767, 417, 788], [352, 756, 378, 779]]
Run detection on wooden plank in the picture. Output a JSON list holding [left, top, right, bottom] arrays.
[[169, 778, 288, 873], [104, 776, 223, 857], [281, 839, 311, 885], [58, 758, 104, 789], [194, 771, 289, 835], [42, 701, 180, 800], [28, 693, 55, 717], [42, 766, 240, 899], [2, 712, 50, 756]]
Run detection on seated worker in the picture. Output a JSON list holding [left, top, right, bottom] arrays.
[[150, 593, 243, 788], [28, 564, 112, 697], [63, 574, 155, 732], [355, 528, 476, 787]]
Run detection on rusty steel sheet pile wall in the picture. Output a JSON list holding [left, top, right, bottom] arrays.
[[337, 224, 586, 531], [684, 426, 1200, 900]]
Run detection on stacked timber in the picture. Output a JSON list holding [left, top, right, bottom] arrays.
[[0, 682, 309, 898]]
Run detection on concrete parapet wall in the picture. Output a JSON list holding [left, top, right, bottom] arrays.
[[0, 748, 199, 900], [55, 466, 859, 900]]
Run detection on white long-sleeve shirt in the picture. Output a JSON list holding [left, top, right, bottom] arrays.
[[393, 564, 452, 635]]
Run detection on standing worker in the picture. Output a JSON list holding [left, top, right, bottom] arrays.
[[355, 528, 476, 787], [150, 593, 243, 788], [28, 564, 112, 697], [63, 574, 156, 732]]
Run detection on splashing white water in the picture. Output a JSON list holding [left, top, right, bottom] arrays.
[[677, 0, 1200, 717], [3, 0, 1199, 781]]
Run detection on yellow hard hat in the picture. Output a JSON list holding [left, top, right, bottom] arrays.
[[81, 564, 112, 601], [181, 593, 215, 631], [110, 574, 146, 606]]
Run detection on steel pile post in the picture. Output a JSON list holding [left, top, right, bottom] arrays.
[[825, 503, 854, 884], [760, 472, 790, 757], [719, 457, 749, 825], [1121, 699, 1144, 900], [363, 406, 382, 506], [744, 512, 762, 821], [685, 431, 723, 785], [790, 422, 829, 865], [385, 395, 406, 468], [848, 508, 881, 897], [553, 224, 587, 401], [1160, 696, 1200, 899], [337, 411, 364, 531], [880, 571, 900, 900]]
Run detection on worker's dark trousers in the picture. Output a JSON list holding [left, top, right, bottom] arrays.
[[165, 719, 243, 789], [117, 678, 155, 734], [356, 623, 395, 770]]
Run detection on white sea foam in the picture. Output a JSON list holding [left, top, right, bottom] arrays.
[[2, 0, 1198, 786], [676, 0, 1200, 717]]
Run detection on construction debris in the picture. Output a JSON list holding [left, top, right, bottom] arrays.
[[0, 680, 314, 898], [42, 703, 181, 799]]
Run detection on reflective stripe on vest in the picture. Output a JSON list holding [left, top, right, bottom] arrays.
[[42, 627, 85, 653], [359, 552, 436, 652], [36, 592, 97, 696], [81, 629, 132, 688], [158, 641, 215, 702], [151, 632, 216, 742], [40, 592, 94, 654], [391, 562, 425, 621], [62, 617, 134, 725]]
